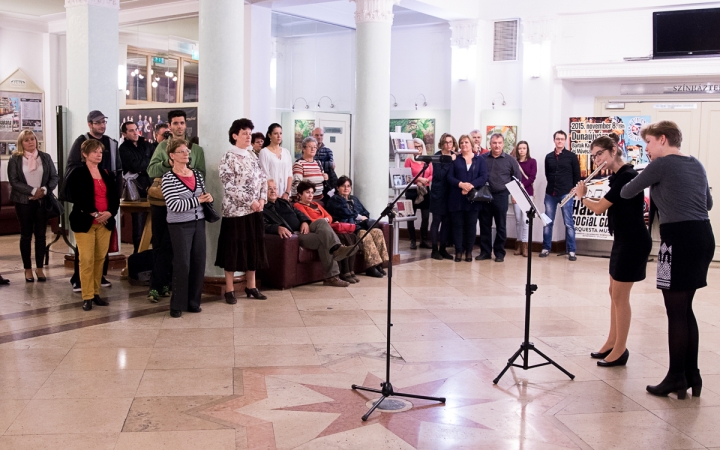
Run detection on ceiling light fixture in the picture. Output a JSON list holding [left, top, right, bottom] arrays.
[[317, 96, 335, 109], [292, 97, 309, 112], [151, 81, 158, 88], [390, 94, 398, 108], [491, 92, 506, 109], [414, 94, 427, 110]]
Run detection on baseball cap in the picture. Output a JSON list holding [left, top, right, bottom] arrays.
[[87, 110, 107, 123]]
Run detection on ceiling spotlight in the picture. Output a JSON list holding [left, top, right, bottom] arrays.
[[491, 92, 506, 109], [173, 76, 178, 82], [155, 77, 160, 81], [390, 94, 398, 108], [138, 74, 144, 79], [151, 81, 158, 88], [317, 96, 335, 109], [130, 72, 136, 77], [414, 94, 428, 110], [292, 97, 309, 112]]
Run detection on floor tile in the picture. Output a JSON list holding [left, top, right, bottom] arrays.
[[114, 430, 236, 450], [55, 347, 152, 371], [34, 370, 143, 399], [146, 346, 235, 369], [136, 369, 233, 397], [5, 398, 133, 435]]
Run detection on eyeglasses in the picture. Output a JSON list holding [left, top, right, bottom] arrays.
[[591, 149, 607, 161], [172, 149, 190, 155], [92, 120, 107, 125], [339, 184, 351, 189]]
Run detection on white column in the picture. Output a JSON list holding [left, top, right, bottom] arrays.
[[244, 4, 274, 132], [449, 20, 483, 137], [198, 0, 245, 276], [64, 0, 119, 143], [351, 0, 398, 217], [42, 33, 59, 162]]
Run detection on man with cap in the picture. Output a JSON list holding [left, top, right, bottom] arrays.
[[65, 110, 123, 292]]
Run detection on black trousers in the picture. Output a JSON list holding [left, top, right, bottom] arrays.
[[150, 205, 173, 291], [15, 201, 48, 269], [430, 212, 451, 248], [168, 220, 206, 312], [451, 210, 478, 255], [131, 212, 147, 253], [407, 207, 430, 243], [479, 190, 509, 258]]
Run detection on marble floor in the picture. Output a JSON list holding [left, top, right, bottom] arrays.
[[1, 234, 720, 449]]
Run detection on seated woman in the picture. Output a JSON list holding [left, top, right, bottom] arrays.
[[291, 136, 327, 200], [294, 181, 359, 284], [325, 176, 389, 278]]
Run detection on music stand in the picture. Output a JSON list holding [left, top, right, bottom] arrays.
[[350, 160, 446, 421], [493, 177, 575, 384]]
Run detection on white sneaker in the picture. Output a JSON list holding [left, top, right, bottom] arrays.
[[568, 252, 577, 261], [539, 249, 550, 258]]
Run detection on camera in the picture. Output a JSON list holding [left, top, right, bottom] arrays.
[[162, 130, 172, 140]]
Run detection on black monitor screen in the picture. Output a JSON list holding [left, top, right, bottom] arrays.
[[654, 8, 720, 58]]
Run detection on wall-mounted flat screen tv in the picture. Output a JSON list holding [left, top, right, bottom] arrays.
[[653, 8, 720, 59]]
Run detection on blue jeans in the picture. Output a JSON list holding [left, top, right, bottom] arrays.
[[542, 193, 576, 253]]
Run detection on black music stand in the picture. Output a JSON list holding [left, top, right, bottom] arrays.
[[493, 177, 575, 384], [350, 160, 446, 421]]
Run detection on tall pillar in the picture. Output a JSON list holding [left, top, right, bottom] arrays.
[[351, 0, 398, 217], [65, 0, 120, 142], [449, 20, 483, 137], [244, 4, 274, 133], [198, 0, 245, 278]]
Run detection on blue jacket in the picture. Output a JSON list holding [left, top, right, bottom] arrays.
[[447, 154, 488, 212], [314, 144, 338, 192], [325, 194, 371, 225], [429, 150, 453, 215]]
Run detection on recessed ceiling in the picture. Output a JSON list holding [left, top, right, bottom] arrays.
[[0, 0, 185, 17], [121, 16, 198, 41]]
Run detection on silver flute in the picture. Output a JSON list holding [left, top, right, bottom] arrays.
[[558, 161, 607, 208]]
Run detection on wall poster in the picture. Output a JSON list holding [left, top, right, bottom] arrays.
[[294, 119, 315, 160], [0, 69, 45, 157], [388, 119, 435, 160], [485, 125, 517, 154], [120, 106, 198, 145]]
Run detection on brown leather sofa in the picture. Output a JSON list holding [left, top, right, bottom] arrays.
[[258, 223, 391, 290], [0, 181, 59, 236]]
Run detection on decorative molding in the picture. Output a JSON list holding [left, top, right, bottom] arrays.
[[522, 17, 557, 44], [65, 0, 120, 9], [556, 59, 720, 80], [449, 20, 479, 48], [350, 0, 398, 24]]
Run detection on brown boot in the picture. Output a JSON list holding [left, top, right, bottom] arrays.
[[522, 242, 528, 257], [514, 241, 522, 255], [324, 276, 350, 287]]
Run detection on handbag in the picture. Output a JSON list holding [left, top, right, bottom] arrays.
[[196, 171, 220, 223], [467, 183, 493, 203], [122, 173, 141, 202], [43, 192, 64, 219], [330, 222, 356, 234], [109, 226, 119, 253], [147, 177, 165, 206]]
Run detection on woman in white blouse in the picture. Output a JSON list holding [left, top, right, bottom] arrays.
[[8, 130, 59, 283], [258, 123, 293, 200]]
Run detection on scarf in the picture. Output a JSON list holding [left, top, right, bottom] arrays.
[[24, 151, 39, 172]]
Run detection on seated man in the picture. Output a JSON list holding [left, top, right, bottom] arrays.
[[264, 179, 355, 287]]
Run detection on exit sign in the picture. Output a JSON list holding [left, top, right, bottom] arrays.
[[152, 57, 165, 64]]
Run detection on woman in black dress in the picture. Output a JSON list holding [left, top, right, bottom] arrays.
[[574, 134, 651, 367]]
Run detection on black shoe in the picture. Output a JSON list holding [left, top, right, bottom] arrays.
[[188, 306, 202, 313], [475, 253, 491, 261], [82, 300, 92, 311], [591, 348, 613, 359], [72, 280, 81, 292], [35, 271, 46, 282], [0, 276, 9, 285], [409, 240, 417, 250], [92, 295, 109, 306], [377, 266, 387, 276], [365, 267, 383, 278], [26, 276, 34, 283], [439, 247, 453, 260], [431, 250, 443, 260], [647, 372, 688, 399], [464, 251, 473, 262], [597, 349, 629, 367], [170, 309, 182, 318], [454, 254, 462, 262], [419, 241, 432, 249], [494, 256, 505, 263], [225, 291, 237, 305], [101, 276, 112, 288], [686, 369, 703, 397], [245, 287, 267, 300]]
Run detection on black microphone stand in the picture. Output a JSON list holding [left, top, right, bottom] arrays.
[[493, 177, 575, 384], [350, 161, 446, 421]]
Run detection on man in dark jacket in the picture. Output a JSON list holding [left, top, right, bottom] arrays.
[[65, 110, 121, 291], [312, 128, 337, 195], [120, 121, 153, 253], [541, 130, 581, 261], [263, 179, 354, 287]]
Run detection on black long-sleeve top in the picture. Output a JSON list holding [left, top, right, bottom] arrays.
[[544, 149, 580, 196]]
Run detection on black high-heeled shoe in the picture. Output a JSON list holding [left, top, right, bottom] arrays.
[[591, 348, 613, 359], [35, 271, 46, 282], [464, 251, 473, 262], [225, 291, 237, 305], [597, 349, 629, 367], [686, 369, 703, 397], [454, 254, 462, 262], [245, 287, 267, 300], [647, 372, 688, 399]]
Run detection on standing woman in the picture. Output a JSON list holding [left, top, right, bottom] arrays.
[[291, 136, 327, 200], [447, 135, 488, 262], [405, 138, 433, 250], [66, 139, 119, 311], [216, 119, 269, 303], [258, 123, 293, 201], [510, 141, 537, 257], [161, 139, 213, 318], [575, 134, 651, 367], [8, 130, 59, 282], [621, 121, 714, 398], [429, 133, 457, 260]]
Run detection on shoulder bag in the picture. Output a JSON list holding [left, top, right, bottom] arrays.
[[466, 157, 494, 203], [197, 171, 220, 223], [43, 192, 64, 218]]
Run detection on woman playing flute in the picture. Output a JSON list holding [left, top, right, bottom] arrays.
[[574, 134, 652, 367]]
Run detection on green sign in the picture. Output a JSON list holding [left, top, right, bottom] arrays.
[[152, 57, 165, 64]]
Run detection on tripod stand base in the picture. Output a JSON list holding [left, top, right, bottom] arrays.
[[493, 342, 575, 384], [352, 382, 446, 421]]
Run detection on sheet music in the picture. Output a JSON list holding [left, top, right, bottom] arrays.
[[505, 180, 553, 227]]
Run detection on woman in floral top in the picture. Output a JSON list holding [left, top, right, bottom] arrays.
[[215, 118, 269, 303]]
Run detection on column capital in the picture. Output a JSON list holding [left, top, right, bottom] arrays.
[[65, 0, 119, 9], [449, 20, 480, 47], [350, 0, 399, 24], [522, 17, 558, 44]]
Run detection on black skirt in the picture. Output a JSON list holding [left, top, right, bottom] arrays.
[[215, 212, 269, 272], [657, 220, 715, 290], [609, 235, 652, 282]]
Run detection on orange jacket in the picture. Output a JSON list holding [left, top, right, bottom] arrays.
[[294, 201, 332, 222]]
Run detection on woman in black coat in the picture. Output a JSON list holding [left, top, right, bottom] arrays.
[[8, 130, 59, 282], [447, 134, 488, 262], [66, 139, 120, 311], [429, 133, 457, 260]]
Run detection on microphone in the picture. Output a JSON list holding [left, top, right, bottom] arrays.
[[414, 154, 453, 164]]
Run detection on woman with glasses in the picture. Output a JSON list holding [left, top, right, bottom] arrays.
[[574, 133, 651, 368], [404, 138, 433, 250], [291, 136, 327, 200], [430, 133, 457, 260]]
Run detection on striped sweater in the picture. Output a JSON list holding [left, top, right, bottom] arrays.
[[291, 158, 325, 200], [161, 170, 206, 223]]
